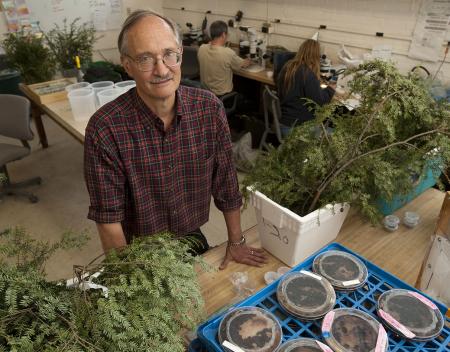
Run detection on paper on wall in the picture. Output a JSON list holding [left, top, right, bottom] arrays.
[[408, 0, 450, 62]]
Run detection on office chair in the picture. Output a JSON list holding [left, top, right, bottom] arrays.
[[260, 85, 283, 150], [181, 46, 200, 80], [0, 94, 41, 203], [219, 91, 239, 117]]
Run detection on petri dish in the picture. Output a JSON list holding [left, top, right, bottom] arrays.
[[322, 308, 388, 352], [275, 337, 333, 352], [313, 250, 368, 291], [218, 306, 282, 352], [277, 271, 336, 320], [377, 289, 444, 341]]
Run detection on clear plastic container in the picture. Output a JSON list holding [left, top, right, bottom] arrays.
[[97, 88, 123, 107], [313, 250, 368, 291], [322, 308, 389, 352], [403, 211, 420, 228], [65, 81, 90, 93], [114, 80, 136, 92], [383, 215, 400, 232], [277, 271, 336, 320], [377, 289, 444, 341], [218, 306, 282, 352], [67, 88, 97, 121], [90, 81, 114, 107], [275, 337, 332, 352]]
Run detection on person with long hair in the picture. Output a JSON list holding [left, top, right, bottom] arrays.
[[277, 39, 335, 134]]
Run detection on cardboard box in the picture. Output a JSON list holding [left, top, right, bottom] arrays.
[[26, 78, 74, 104], [416, 192, 450, 316]]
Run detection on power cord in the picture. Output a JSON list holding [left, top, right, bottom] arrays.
[[431, 41, 450, 82]]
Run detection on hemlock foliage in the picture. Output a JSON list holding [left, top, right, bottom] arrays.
[[0, 228, 207, 351], [243, 60, 450, 223]]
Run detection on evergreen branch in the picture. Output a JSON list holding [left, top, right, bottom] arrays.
[[308, 127, 448, 212]]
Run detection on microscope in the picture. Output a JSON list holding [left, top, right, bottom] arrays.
[[239, 26, 268, 69]]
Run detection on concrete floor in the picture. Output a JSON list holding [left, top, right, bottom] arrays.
[[0, 115, 256, 280]]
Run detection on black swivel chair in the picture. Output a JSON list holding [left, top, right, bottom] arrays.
[[0, 94, 41, 203]]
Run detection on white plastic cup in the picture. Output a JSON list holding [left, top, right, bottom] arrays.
[[114, 80, 136, 92], [90, 81, 114, 107], [65, 82, 90, 93], [97, 88, 123, 107], [68, 88, 97, 121]]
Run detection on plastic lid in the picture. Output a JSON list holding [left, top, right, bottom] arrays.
[[322, 308, 388, 352], [403, 211, 420, 228], [377, 289, 444, 341], [218, 306, 282, 352], [276, 271, 336, 320], [313, 250, 368, 290], [275, 337, 331, 352], [383, 215, 400, 231]]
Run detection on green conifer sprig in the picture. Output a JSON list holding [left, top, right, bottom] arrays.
[[0, 229, 208, 351], [243, 60, 450, 223]]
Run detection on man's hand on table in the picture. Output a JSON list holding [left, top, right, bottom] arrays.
[[219, 244, 268, 269]]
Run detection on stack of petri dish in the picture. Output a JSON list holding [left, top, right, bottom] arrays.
[[218, 306, 282, 352], [313, 250, 368, 291], [377, 289, 444, 341], [276, 271, 336, 320], [321, 308, 389, 352], [275, 337, 333, 352]]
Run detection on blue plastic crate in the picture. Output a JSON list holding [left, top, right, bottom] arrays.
[[193, 243, 450, 352], [377, 160, 442, 215]]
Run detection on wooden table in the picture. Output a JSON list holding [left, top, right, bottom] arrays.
[[234, 67, 275, 86], [198, 188, 445, 316], [20, 83, 86, 145]]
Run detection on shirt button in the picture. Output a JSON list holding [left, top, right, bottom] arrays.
[[173, 210, 177, 215]]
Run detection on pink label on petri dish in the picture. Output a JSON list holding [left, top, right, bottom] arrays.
[[379, 309, 415, 338], [408, 291, 438, 310], [322, 311, 335, 333], [375, 324, 388, 352]]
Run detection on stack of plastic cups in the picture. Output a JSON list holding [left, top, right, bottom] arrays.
[[67, 88, 97, 121], [90, 81, 114, 108], [97, 88, 124, 108], [115, 80, 136, 93], [65, 82, 90, 94]]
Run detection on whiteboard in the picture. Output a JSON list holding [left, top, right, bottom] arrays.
[[25, 0, 123, 32]]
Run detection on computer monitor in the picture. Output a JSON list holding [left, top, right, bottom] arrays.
[[272, 51, 295, 83]]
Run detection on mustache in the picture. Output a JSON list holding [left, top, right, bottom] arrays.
[[149, 75, 173, 83]]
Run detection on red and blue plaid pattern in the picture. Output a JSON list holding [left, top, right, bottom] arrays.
[[84, 85, 242, 242]]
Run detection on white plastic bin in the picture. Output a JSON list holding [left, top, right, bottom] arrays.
[[97, 88, 123, 107], [248, 188, 350, 267], [114, 80, 136, 92], [68, 88, 97, 121], [90, 81, 114, 107]]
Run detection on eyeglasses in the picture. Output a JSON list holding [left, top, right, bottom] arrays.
[[125, 49, 182, 72]]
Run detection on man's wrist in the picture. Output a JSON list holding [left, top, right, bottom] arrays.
[[227, 233, 246, 247]]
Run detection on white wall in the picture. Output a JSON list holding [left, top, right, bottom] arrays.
[[0, 0, 163, 64], [163, 0, 450, 83]]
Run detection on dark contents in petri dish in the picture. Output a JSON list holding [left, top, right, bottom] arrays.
[[321, 254, 359, 281], [386, 295, 433, 329], [331, 315, 377, 352], [228, 313, 275, 349], [286, 347, 322, 352], [286, 276, 327, 307]]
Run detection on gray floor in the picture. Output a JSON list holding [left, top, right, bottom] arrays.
[[0, 115, 256, 280]]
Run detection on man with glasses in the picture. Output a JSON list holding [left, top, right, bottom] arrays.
[[84, 10, 267, 269]]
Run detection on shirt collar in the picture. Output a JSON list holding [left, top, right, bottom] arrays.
[[133, 85, 188, 121]]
